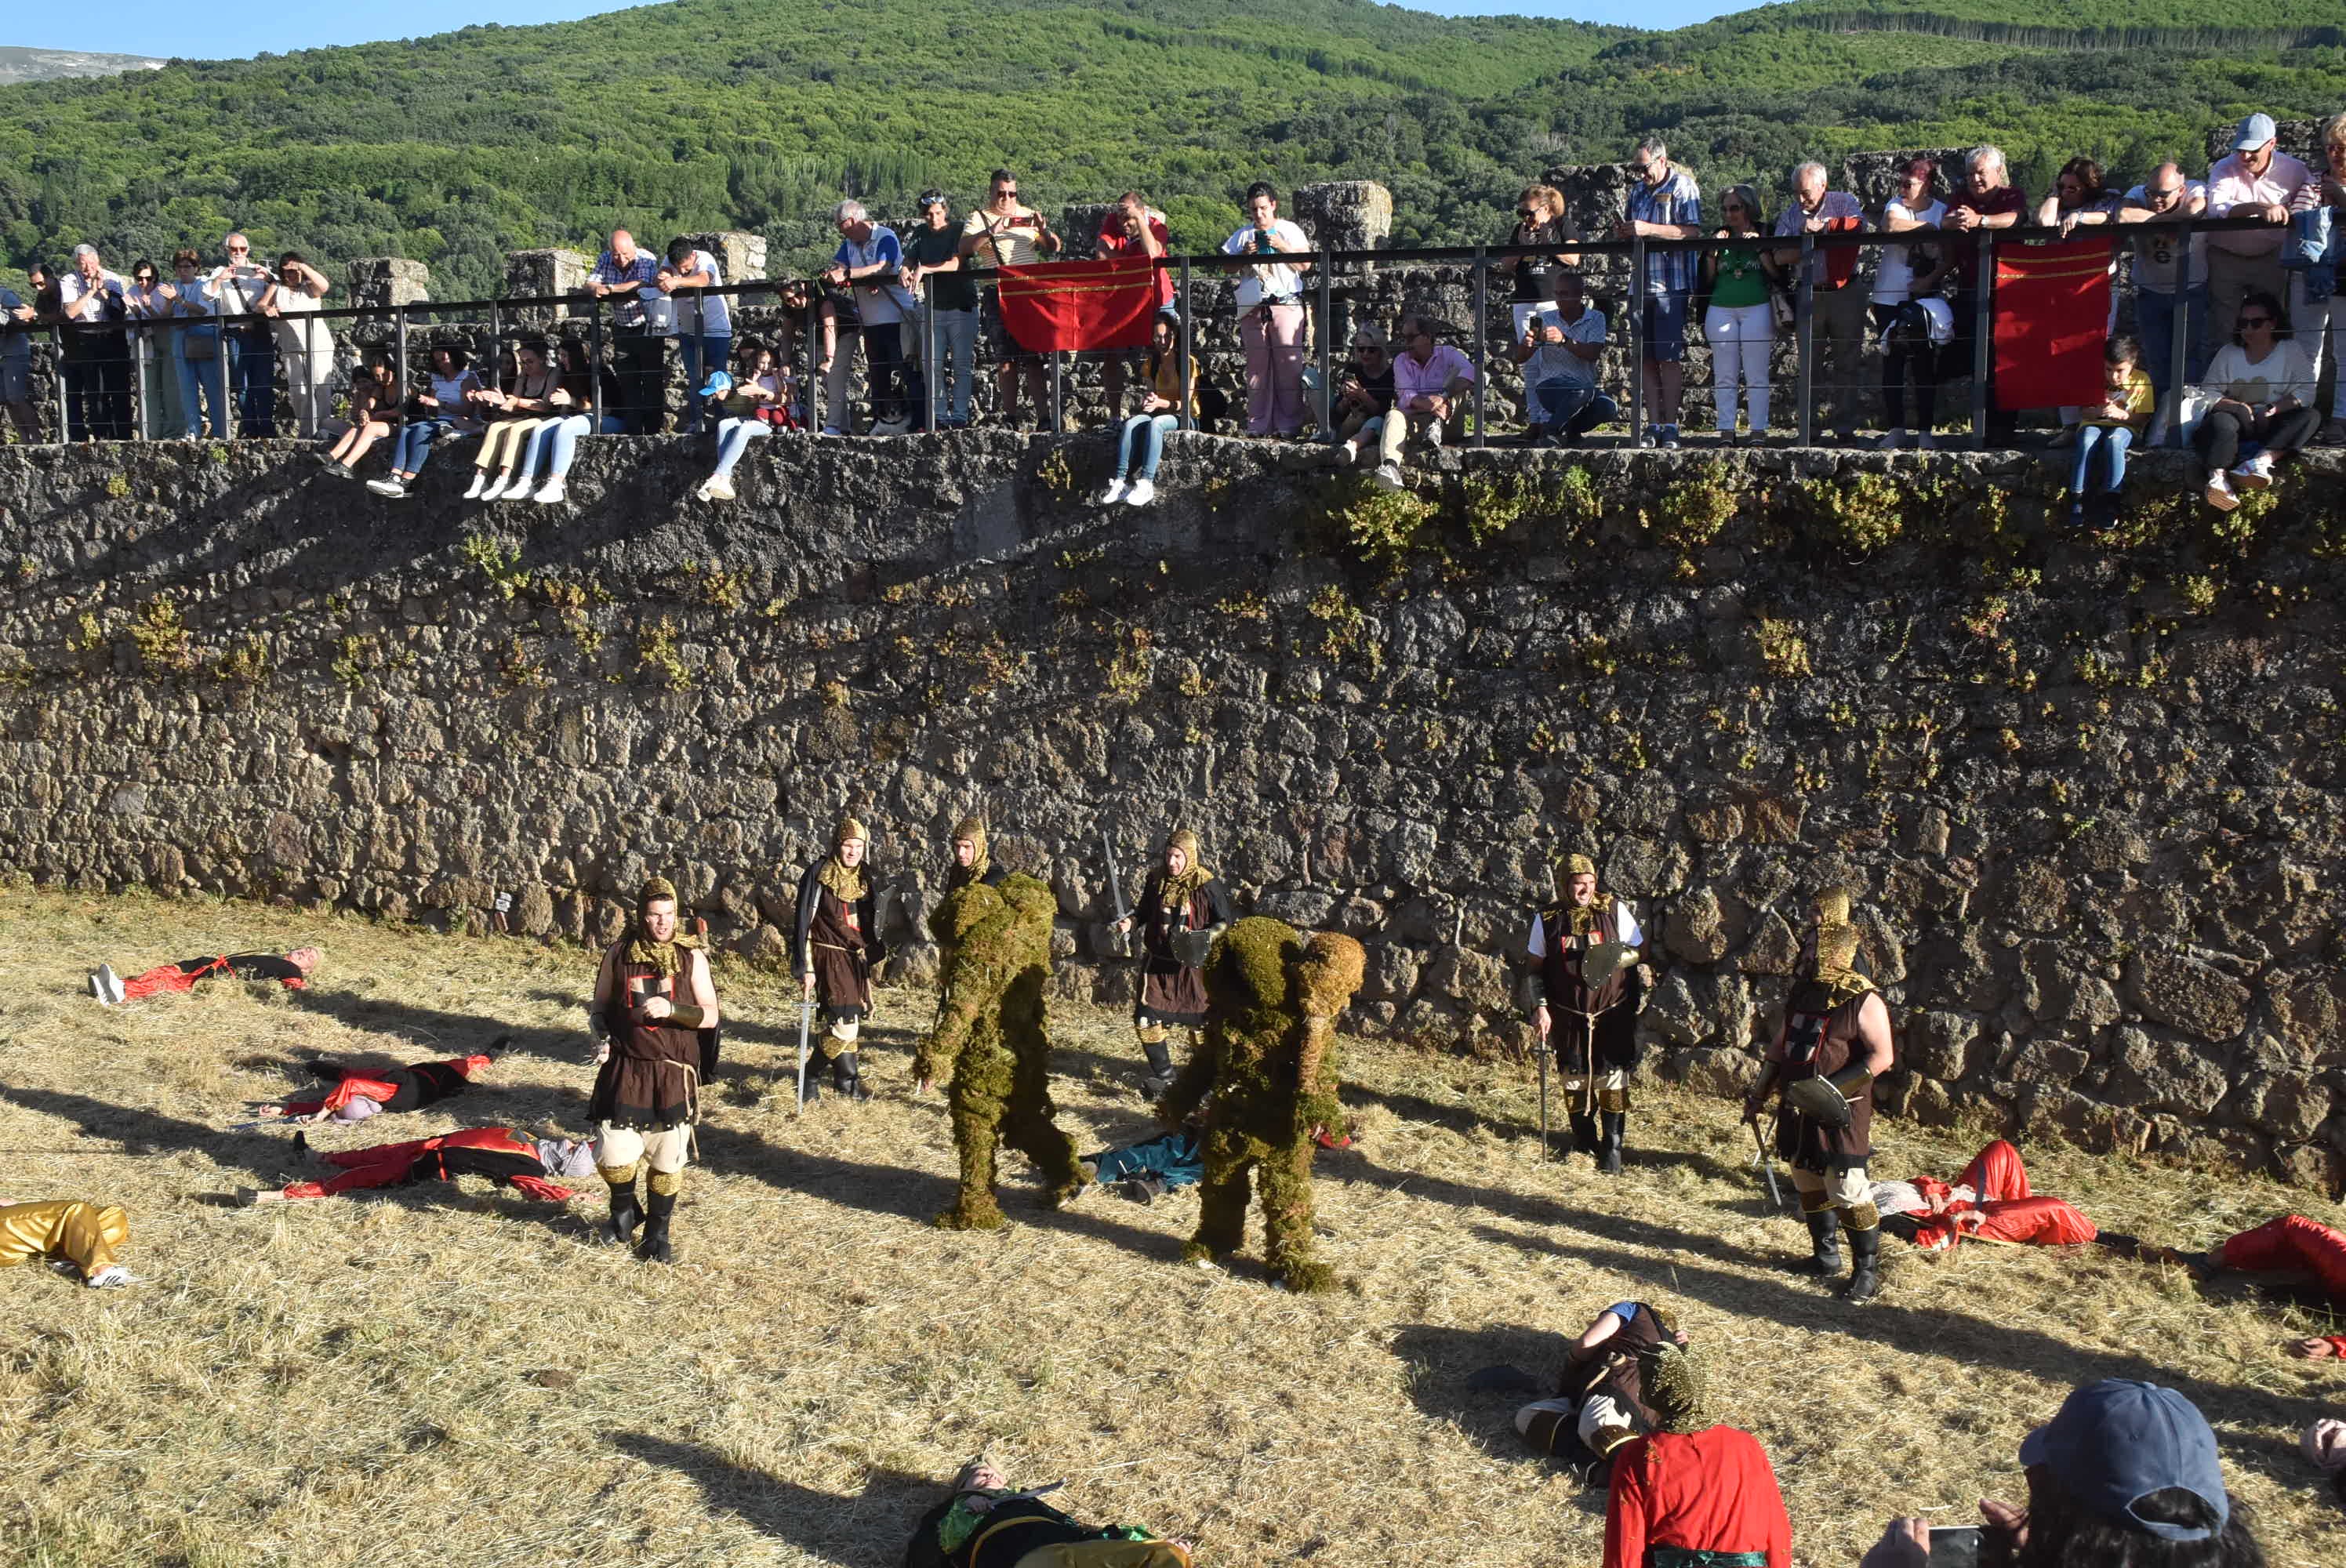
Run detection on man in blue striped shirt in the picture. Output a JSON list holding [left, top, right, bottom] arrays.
[[587, 229, 666, 434], [1613, 138, 1703, 448]]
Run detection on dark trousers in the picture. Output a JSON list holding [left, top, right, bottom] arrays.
[[232, 325, 276, 437], [2196, 403, 2320, 470], [1871, 302, 1940, 433], [613, 332, 666, 434], [862, 321, 906, 423], [65, 335, 133, 441], [1943, 286, 2016, 442]]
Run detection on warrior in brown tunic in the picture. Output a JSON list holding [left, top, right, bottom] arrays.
[[1526, 852, 1646, 1174], [1516, 1301, 1690, 1472], [1113, 827, 1233, 1097], [588, 876, 719, 1264], [1745, 922, 1896, 1302], [794, 815, 887, 1102]]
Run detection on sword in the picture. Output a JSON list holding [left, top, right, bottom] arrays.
[[1101, 828, 1133, 958], [1536, 1037, 1551, 1160], [1749, 1113, 1785, 1210], [796, 1001, 812, 1111]]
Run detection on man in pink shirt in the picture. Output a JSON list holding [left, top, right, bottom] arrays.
[[2206, 112, 2312, 344], [1375, 314, 1476, 489]]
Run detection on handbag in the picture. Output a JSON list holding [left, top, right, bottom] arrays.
[[183, 323, 219, 361]]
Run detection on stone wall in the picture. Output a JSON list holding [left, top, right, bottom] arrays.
[[2, 434, 2342, 1186]]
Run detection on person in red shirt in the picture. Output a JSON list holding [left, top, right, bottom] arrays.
[[1096, 191, 1174, 417], [2137, 1213, 2346, 1360], [249, 1125, 592, 1204], [1881, 1138, 2097, 1253], [89, 946, 321, 1005], [256, 1050, 496, 1124], [1603, 1342, 1793, 1568]]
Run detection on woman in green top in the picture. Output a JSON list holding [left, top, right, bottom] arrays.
[[1703, 184, 1786, 445]]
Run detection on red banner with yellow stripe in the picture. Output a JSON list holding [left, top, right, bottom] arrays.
[[997, 254, 1159, 353], [1992, 239, 2112, 410]]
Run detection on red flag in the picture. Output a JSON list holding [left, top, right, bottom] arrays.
[[1992, 239, 2112, 409], [997, 254, 1158, 353]]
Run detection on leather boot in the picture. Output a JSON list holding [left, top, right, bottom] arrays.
[[606, 1181, 642, 1247], [1842, 1222, 1883, 1302], [1792, 1208, 1843, 1276], [1600, 1112, 1625, 1176], [833, 1049, 871, 1102], [636, 1191, 675, 1264], [1141, 1039, 1175, 1096]]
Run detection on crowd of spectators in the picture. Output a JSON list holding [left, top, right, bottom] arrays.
[[1, 111, 2340, 516]]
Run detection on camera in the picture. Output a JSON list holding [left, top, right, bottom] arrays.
[[1927, 1526, 1984, 1568]]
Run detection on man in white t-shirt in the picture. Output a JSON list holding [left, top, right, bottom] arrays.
[[659, 238, 733, 435], [959, 169, 1062, 428], [207, 232, 278, 437], [58, 243, 132, 441], [824, 201, 918, 435], [2119, 164, 2210, 443], [1220, 181, 1313, 439], [1868, 156, 1951, 449]]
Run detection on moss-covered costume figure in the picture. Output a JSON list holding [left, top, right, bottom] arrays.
[[794, 815, 887, 1102], [945, 815, 1008, 892], [1526, 852, 1646, 1174], [1158, 916, 1364, 1293], [1745, 922, 1897, 1303], [587, 876, 718, 1264], [915, 872, 1088, 1229], [1118, 827, 1234, 1097]]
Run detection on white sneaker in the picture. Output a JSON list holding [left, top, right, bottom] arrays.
[[1422, 420, 1444, 450], [96, 964, 123, 1006], [2203, 470, 2239, 511], [1101, 478, 1131, 506], [870, 416, 913, 436], [498, 476, 534, 501], [819, 426, 844, 437], [694, 480, 716, 503], [462, 472, 488, 500], [1916, 432, 1938, 451], [1335, 441, 1359, 467], [1373, 462, 1404, 491], [85, 1265, 135, 1289], [365, 477, 407, 499], [2230, 453, 2274, 490], [1124, 478, 1156, 506], [706, 476, 736, 502], [1875, 429, 1908, 451], [481, 475, 513, 502], [531, 478, 567, 505]]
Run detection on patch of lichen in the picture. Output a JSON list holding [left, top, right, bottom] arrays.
[[1163, 916, 1362, 1293], [921, 873, 1082, 1230]]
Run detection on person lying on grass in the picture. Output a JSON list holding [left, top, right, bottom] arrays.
[[254, 1046, 499, 1125], [88, 946, 322, 1005], [249, 1125, 592, 1204], [1870, 1138, 2097, 1253], [2132, 1214, 2346, 1360], [902, 1457, 1193, 1568], [1515, 1301, 1693, 1479], [0, 1197, 134, 1288]]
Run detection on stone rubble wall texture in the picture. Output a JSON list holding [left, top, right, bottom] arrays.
[[1, 434, 2342, 1189]]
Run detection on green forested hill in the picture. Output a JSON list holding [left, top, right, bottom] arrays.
[[0, 0, 2339, 297]]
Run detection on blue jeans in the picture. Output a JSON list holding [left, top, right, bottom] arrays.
[[176, 327, 234, 438], [515, 412, 623, 485], [232, 324, 275, 437], [917, 306, 978, 424], [1529, 379, 1618, 436], [2071, 424, 2132, 495], [711, 416, 771, 481], [1115, 412, 1178, 481], [2134, 285, 2207, 407], [679, 333, 733, 432], [390, 417, 463, 475]]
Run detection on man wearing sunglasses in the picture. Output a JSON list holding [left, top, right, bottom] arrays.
[[1612, 137, 1702, 448], [206, 232, 278, 438], [960, 170, 1062, 429]]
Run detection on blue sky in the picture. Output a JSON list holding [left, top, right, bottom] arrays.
[[12, 0, 1747, 61]]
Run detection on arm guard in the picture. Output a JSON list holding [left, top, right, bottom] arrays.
[[666, 1002, 708, 1030], [588, 1004, 615, 1044]]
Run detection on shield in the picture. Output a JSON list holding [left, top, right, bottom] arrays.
[[1579, 940, 1636, 989], [1171, 928, 1217, 968], [1784, 1063, 1872, 1130]]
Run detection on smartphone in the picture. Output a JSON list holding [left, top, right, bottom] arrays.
[[1927, 1527, 1984, 1568]]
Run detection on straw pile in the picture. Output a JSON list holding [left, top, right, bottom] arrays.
[[2, 889, 2340, 1566]]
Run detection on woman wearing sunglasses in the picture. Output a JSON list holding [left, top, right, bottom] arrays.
[[2195, 289, 2318, 510]]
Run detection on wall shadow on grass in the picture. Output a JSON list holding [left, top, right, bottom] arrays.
[[612, 1431, 928, 1568]]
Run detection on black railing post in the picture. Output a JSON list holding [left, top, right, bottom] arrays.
[[1471, 242, 1488, 448], [807, 295, 823, 436], [394, 304, 410, 412], [1796, 232, 1817, 447], [488, 302, 503, 394], [924, 284, 939, 433], [1629, 238, 1647, 445], [1177, 258, 1193, 434], [587, 307, 604, 432], [216, 308, 233, 441], [1971, 231, 1993, 450], [48, 325, 70, 444], [2167, 217, 2192, 449], [131, 326, 147, 443], [1050, 350, 1062, 435], [1316, 257, 1332, 438]]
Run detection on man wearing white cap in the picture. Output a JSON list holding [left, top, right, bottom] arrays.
[[2206, 112, 2311, 345]]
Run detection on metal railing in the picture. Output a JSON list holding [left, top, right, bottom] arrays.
[[0, 214, 2301, 454]]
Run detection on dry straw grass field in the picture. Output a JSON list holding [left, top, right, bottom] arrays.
[[2, 889, 2341, 1567]]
